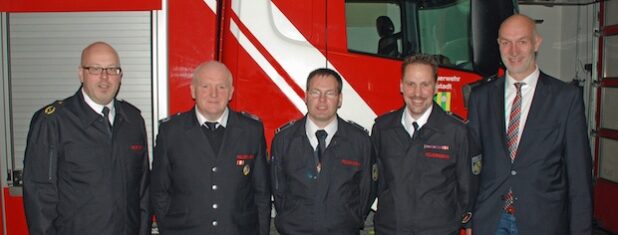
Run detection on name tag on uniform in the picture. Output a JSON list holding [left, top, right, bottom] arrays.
[[340, 159, 361, 167], [423, 144, 449, 150], [236, 154, 255, 160], [130, 144, 144, 151], [425, 152, 450, 159], [236, 154, 255, 166]]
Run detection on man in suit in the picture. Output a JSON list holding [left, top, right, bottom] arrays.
[[271, 68, 376, 234], [23, 41, 150, 235], [467, 14, 592, 234], [150, 61, 270, 234], [371, 54, 476, 234]]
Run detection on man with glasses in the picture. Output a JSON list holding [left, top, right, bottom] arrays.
[[271, 68, 376, 234], [23, 41, 150, 235]]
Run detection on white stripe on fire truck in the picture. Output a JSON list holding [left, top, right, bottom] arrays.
[[229, 20, 308, 113], [230, 0, 377, 129], [203, 0, 216, 13]]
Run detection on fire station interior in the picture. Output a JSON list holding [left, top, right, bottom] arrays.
[[0, 0, 617, 234]]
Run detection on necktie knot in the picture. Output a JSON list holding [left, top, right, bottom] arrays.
[[204, 121, 218, 130], [514, 82, 524, 92], [101, 106, 112, 136], [315, 129, 328, 141], [412, 122, 420, 140], [102, 106, 110, 119]]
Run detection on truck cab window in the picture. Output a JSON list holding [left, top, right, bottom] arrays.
[[345, 0, 473, 71], [418, 0, 472, 70], [346, 1, 403, 58]]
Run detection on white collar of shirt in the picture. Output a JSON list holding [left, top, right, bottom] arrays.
[[195, 107, 229, 128], [504, 66, 539, 140], [306, 117, 338, 150], [401, 104, 432, 138], [82, 88, 114, 125], [505, 67, 539, 95]]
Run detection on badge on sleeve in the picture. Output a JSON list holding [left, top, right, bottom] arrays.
[[372, 163, 379, 181], [471, 154, 482, 175], [243, 164, 251, 176]]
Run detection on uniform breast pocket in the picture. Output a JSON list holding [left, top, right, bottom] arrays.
[[63, 146, 106, 184]]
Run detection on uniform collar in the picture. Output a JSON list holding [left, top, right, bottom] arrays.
[[305, 116, 338, 147], [505, 66, 540, 89], [195, 107, 229, 128], [81, 88, 114, 117], [401, 103, 432, 131]]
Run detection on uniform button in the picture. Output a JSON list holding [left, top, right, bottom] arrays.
[[212, 167, 218, 172], [212, 220, 218, 226], [511, 170, 517, 175], [212, 204, 218, 209], [212, 185, 218, 190]]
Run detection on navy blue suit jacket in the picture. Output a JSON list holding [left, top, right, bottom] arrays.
[[467, 72, 592, 235]]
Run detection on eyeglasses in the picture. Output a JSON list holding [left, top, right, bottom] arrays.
[[307, 90, 339, 99], [82, 66, 122, 76]]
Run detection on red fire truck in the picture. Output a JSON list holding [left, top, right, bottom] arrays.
[[7, 0, 615, 234]]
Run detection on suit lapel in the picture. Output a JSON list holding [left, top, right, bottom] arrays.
[[490, 78, 509, 155], [387, 108, 413, 150], [183, 111, 216, 162], [515, 73, 551, 163], [418, 103, 447, 142], [218, 111, 243, 159]]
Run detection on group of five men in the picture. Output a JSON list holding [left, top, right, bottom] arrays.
[[23, 14, 592, 235]]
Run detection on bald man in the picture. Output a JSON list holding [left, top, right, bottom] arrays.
[[151, 61, 270, 234], [467, 14, 592, 234], [23, 41, 151, 235]]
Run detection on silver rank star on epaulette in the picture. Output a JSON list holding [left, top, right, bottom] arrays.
[[346, 119, 369, 134], [240, 111, 261, 121], [276, 120, 296, 133]]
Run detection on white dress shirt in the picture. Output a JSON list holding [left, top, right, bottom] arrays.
[[305, 117, 338, 150], [401, 105, 432, 138], [504, 67, 540, 144], [195, 107, 229, 128], [82, 89, 115, 125]]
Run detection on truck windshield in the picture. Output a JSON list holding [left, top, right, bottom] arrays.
[[346, 0, 472, 70]]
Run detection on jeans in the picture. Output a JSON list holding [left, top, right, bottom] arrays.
[[495, 212, 518, 235]]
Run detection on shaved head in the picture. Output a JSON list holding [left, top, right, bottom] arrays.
[[497, 14, 543, 80], [78, 41, 122, 105], [191, 60, 234, 120], [192, 61, 233, 86], [81, 41, 120, 67]]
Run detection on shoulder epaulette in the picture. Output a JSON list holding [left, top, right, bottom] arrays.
[[445, 111, 465, 123], [158, 113, 180, 124], [345, 119, 369, 134], [43, 100, 65, 116], [240, 111, 261, 121], [276, 120, 296, 133], [117, 99, 142, 112]]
